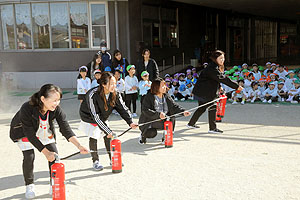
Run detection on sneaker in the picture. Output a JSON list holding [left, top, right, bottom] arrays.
[[250, 99, 255, 103], [268, 99, 272, 104], [232, 101, 238, 105], [138, 134, 146, 145], [132, 113, 138, 118], [291, 100, 298, 104], [241, 101, 245, 105], [180, 98, 185, 101], [174, 98, 178, 101], [186, 124, 200, 129], [263, 99, 267, 103], [208, 129, 223, 134], [25, 184, 35, 199], [188, 96, 193, 100], [93, 160, 104, 171], [281, 98, 285, 102]]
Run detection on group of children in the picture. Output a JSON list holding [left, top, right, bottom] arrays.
[[221, 62, 300, 104]]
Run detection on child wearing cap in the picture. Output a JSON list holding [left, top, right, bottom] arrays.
[[277, 81, 288, 102], [171, 79, 180, 100], [286, 80, 300, 103], [165, 78, 174, 98], [285, 71, 296, 91], [178, 84, 190, 101], [248, 81, 261, 103], [244, 72, 253, 93], [232, 80, 247, 105], [274, 65, 288, 79], [91, 69, 101, 88], [262, 82, 279, 103], [114, 70, 125, 99], [125, 65, 139, 117], [269, 73, 278, 87], [77, 66, 91, 103], [258, 78, 267, 100], [264, 62, 272, 76], [139, 71, 152, 105], [178, 73, 186, 85]]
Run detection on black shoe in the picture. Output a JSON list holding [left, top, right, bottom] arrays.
[[186, 124, 200, 129], [138, 134, 146, 145], [208, 128, 223, 134]]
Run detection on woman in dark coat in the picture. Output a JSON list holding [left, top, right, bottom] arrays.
[[136, 49, 159, 81], [186, 50, 243, 133], [10, 84, 88, 199], [86, 53, 104, 79], [111, 49, 129, 77], [138, 78, 191, 144]]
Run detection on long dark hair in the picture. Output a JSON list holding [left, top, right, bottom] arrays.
[[97, 72, 117, 111], [209, 50, 225, 67], [29, 84, 62, 112], [92, 53, 103, 70], [77, 67, 87, 79]]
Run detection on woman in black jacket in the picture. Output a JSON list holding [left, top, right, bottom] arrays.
[[111, 49, 129, 77], [187, 50, 243, 133], [79, 72, 138, 170], [138, 78, 191, 144], [136, 49, 159, 81], [86, 53, 104, 79], [9, 84, 88, 199]]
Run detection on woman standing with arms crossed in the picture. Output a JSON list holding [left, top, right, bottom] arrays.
[[186, 50, 243, 133], [10, 84, 89, 199], [136, 49, 159, 82]]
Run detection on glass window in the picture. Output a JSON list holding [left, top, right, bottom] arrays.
[[90, 3, 107, 48], [15, 4, 32, 49], [32, 3, 50, 49], [1, 5, 15, 49], [70, 2, 88, 48], [50, 3, 69, 48]]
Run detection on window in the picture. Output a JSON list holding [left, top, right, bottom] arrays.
[[50, 3, 69, 48], [1, 5, 15, 49], [90, 3, 107, 48], [70, 2, 89, 48], [15, 4, 32, 49], [32, 3, 50, 49]]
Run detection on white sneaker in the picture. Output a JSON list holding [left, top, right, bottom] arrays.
[[241, 101, 245, 105], [291, 100, 298, 104], [268, 99, 272, 104], [25, 184, 35, 199], [263, 99, 267, 103], [93, 160, 104, 171], [232, 101, 238, 105], [188, 96, 193, 100], [180, 98, 185, 101], [132, 113, 138, 118], [286, 97, 292, 102], [174, 98, 178, 101], [281, 98, 285, 102]]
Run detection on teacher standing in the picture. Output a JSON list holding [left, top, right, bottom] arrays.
[[136, 49, 159, 81], [186, 50, 243, 133]]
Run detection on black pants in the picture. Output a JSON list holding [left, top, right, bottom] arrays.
[[22, 143, 58, 186], [141, 118, 176, 139], [188, 100, 216, 130], [265, 96, 278, 102], [140, 95, 146, 105], [89, 136, 111, 163], [125, 93, 137, 113]]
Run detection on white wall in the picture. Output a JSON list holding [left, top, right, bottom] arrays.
[[2, 71, 78, 89]]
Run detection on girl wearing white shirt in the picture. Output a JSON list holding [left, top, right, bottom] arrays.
[[77, 66, 91, 103], [252, 65, 261, 81], [125, 65, 139, 117]]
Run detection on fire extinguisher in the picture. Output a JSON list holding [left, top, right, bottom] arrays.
[[111, 134, 122, 173], [164, 118, 173, 148], [217, 94, 227, 118], [51, 154, 66, 200]]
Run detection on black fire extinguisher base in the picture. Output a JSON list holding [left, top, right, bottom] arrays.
[[216, 120, 222, 122], [112, 169, 122, 173], [165, 145, 173, 148]]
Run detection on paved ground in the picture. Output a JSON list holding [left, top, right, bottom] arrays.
[[0, 90, 300, 200]]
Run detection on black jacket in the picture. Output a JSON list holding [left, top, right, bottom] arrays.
[[112, 58, 129, 76], [10, 102, 75, 152], [192, 62, 239, 101], [79, 87, 133, 135], [136, 58, 159, 81], [138, 92, 185, 132]]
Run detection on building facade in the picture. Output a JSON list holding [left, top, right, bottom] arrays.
[[0, 0, 299, 88]]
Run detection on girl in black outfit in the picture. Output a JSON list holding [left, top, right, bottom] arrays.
[[138, 78, 191, 144], [86, 53, 104, 79], [136, 49, 159, 82], [111, 49, 129, 77], [79, 72, 138, 170], [187, 50, 243, 133], [10, 84, 88, 199]]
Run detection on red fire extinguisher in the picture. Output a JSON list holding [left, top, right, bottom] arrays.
[[164, 119, 173, 148], [111, 134, 122, 173], [51, 154, 66, 200], [218, 94, 227, 118]]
